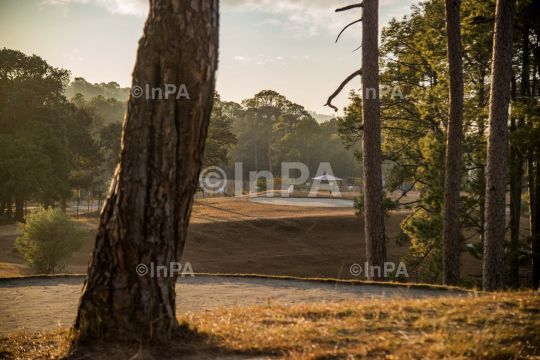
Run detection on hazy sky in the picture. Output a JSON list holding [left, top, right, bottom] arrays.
[[0, 0, 420, 115]]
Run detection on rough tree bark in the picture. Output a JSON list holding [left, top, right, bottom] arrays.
[[362, 0, 386, 281], [74, 0, 219, 342], [442, 0, 464, 287], [483, 0, 516, 292]]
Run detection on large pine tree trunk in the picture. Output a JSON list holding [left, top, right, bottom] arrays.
[[483, 0, 516, 292], [442, 0, 464, 287], [362, 0, 386, 281], [74, 0, 219, 342]]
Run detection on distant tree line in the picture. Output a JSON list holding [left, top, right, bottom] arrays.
[[0, 48, 362, 224]]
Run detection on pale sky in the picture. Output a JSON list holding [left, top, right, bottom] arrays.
[[0, 0, 419, 115]]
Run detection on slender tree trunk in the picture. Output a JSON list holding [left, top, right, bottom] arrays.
[[483, 0, 516, 292], [508, 76, 520, 286], [362, 0, 386, 281], [0, 199, 5, 217], [442, 0, 464, 287], [509, 26, 529, 287], [14, 198, 24, 223], [43, 198, 53, 210], [74, 0, 219, 342], [533, 155, 540, 289], [6, 198, 12, 220], [532, 153, 540, 289], [61, 198, 67, 213], [267, 128, 273, 174], [477, 75, 487, 245], [527, 65, 540, 290], [254, 141, 258, 173], [528, 155, 536, 239]]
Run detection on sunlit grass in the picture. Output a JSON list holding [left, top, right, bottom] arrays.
[[1, 292, 539, 359], [188, 291, 540, 359]]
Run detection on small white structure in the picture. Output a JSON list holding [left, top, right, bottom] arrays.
[[312, 175, 342, 193]]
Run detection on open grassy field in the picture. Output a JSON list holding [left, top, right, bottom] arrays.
[[0, 194, 488, 284], [1, 291, 538, 359]]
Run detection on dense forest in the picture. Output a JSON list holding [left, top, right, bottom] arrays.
[[337, 0, 540, 288]]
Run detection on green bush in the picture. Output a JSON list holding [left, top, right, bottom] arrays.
[[15, 208, 88, 274]]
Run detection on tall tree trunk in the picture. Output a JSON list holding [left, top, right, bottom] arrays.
[[483, 0, 516, 292], [528, 64, 539, 289], [74, 0, 219, 342], [254, 141, 258, 172], [14, 198, 24, 223], [533, 152, 540, 289], [61, 198, 67, 213], [508, 75, 520, 286], [267, 128, 273, 174], [442, 0, 464, 287], [528, 152, 536, 241], [0, 199, 6, 217], [508, 25, 529, 287], [533, 155, 540, 289], [362, 0, 386, 281], [43, 197, 53, 210], [6, 198, 12, 220], [477, 72, 487, 245]]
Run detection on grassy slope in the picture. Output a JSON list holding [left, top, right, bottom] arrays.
[[1, 292, 539, 359]]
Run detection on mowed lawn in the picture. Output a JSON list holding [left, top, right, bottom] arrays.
[[0, 196, 484, 282]]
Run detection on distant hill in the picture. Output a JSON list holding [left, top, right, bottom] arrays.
[[64, 77, 130, 101], [307, 111, 334, 123]]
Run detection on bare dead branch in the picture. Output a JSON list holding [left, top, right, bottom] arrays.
[[335, 3, 363, 12], [335, 18, 362, 43], [352, 45, 362, 52], [324, 69, 362, 112]]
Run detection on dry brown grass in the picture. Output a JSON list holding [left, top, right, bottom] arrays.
[[1, 291, 539, 359]]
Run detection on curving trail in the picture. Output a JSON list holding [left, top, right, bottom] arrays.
[[0, 275, 468, 335]]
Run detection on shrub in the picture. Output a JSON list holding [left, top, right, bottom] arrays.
[[15, 208, 88, 274], [255, 178, 267, 192]]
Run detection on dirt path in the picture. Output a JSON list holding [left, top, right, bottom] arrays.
[[0, 275, 467, 335], [247, 198, 354, 207]]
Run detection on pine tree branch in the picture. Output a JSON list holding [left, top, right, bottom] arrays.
[[335, 3, 363, 12], [324, 69, 362, 112], [335, 18, 362, 43], [468, 15, 495, 25]]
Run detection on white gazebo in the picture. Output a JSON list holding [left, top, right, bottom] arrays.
[[312, 175, 342, 193], [312, 175, 343, 181]]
